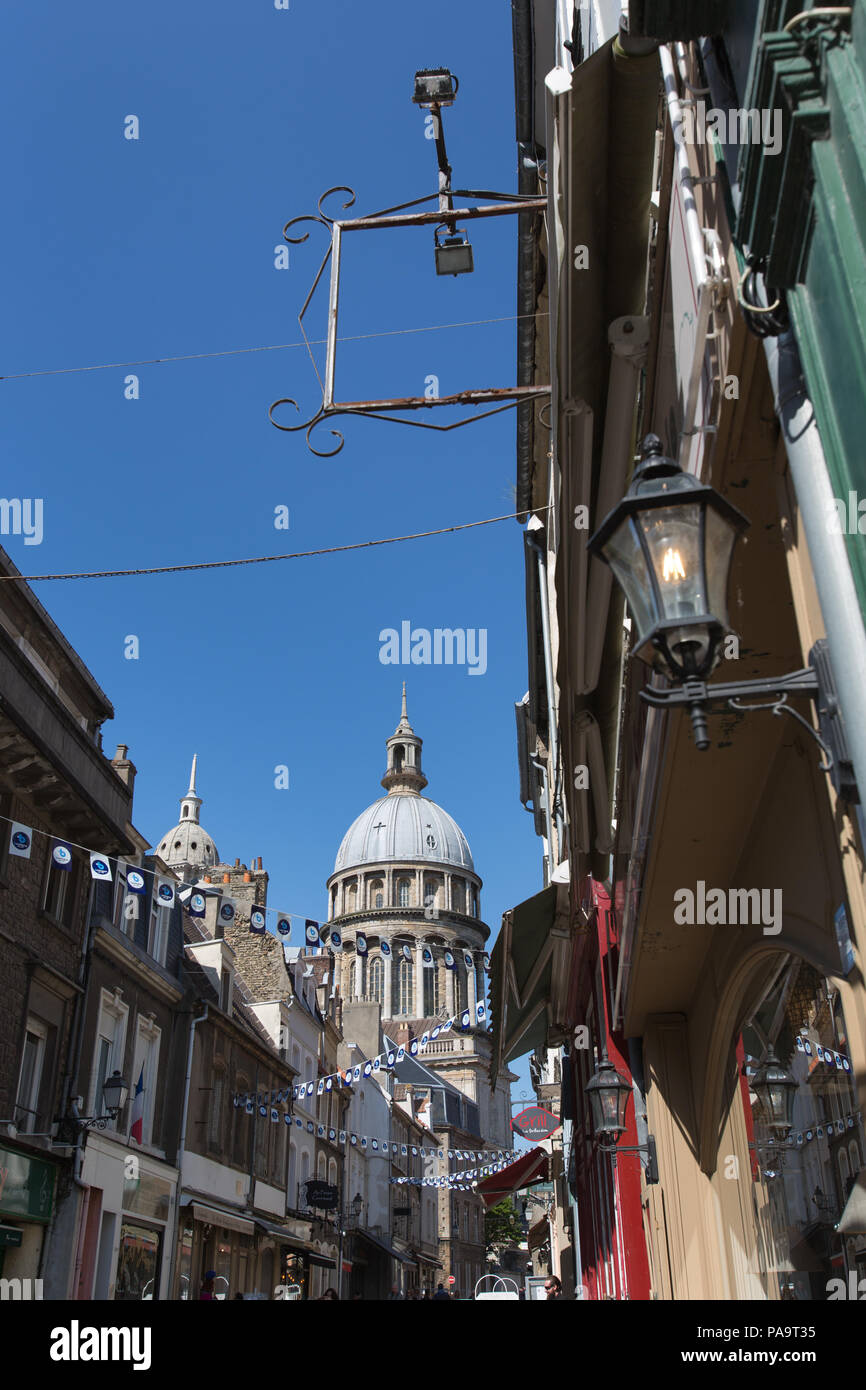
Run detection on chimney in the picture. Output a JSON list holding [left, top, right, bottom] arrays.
[[111, 744, 137, 794]]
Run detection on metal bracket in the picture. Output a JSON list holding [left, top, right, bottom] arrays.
[[639, 638, 858, 800], [269, 185, 550, 455]]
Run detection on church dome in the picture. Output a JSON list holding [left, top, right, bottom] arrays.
[[156, 755, 219, 872], [333, 686, 476, 875], [334, 793, 474, 873]]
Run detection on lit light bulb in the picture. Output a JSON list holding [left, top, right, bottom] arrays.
[[662, 547, 686, 582]]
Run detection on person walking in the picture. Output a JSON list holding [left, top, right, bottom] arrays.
[[199, 1271, 217, 1301], [545, 1276, 565, 1299], [432, 1283, 451, 1300]]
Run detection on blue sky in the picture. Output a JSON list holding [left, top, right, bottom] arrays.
[[4, 0, 540, 1105]]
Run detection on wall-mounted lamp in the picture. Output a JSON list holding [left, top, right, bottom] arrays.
[[588, 435, 858, 797]]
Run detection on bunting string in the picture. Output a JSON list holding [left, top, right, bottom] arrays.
[[2, 815, 493, 972]]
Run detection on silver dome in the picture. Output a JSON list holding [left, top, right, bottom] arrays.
[[334, 793, 475, 874]]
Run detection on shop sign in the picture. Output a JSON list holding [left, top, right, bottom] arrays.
[[304, 1180, 338, 1211], [0, 1225, 23, 1247], [511, 1107, 560, 1143], [0, 1146, 56, 1223]]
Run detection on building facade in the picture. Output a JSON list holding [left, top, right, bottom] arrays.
[[493, 0, 866, 1302]]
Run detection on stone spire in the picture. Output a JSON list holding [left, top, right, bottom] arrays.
[[179, 753, 202, 824], [381, 685, 428, 794]]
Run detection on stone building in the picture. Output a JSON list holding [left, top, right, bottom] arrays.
[[325, 688, 514, 1290], [0, 543, 136, 1297]]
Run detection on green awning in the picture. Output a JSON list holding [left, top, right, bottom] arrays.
[[491, 884, 565, 1082]]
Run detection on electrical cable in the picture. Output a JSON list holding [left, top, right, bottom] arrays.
[[0, 312, 549, 383], [0, 508, 546, 584]]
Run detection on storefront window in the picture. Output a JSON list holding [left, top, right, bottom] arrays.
[[743, 958, 866, 1300], [284, 1252, 308, 1299], [115, 1222, 161, 1301], [215, 1231, 232, 1300], [176, 1222, 193, 1300]]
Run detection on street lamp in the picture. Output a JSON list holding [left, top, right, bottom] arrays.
[[56, 1071, 130, 1141], [350, 1192, 363, 1226], [587, 435, 856, 783], [752, 1050, 797, 1137], [585, 1059, 658, 1182], [585, 1060, 632, 1142], [588, 434, 748, 687]]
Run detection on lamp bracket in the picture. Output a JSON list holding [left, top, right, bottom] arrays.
[[597, 1134, 659, 1184], [639, 640, 858, 799]]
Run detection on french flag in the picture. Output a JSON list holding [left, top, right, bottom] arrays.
[[130, 1066, 145, 1145]]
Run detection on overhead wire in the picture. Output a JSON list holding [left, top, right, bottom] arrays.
[[0, 509, 545, 584]]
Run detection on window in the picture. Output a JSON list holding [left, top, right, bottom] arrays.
[[397, 878, 411, 909], [90, 991, 128, 1124], [42, 853, 77, 926], [371, 880, 384, 909], [317, 1152, 326, 1180], [345, 882, 357, 913], [369, 956, 383, 1004], [233, 1076, 250, 1166], [148, 894, 170, 966], [328, 1158, 337, 1188], [452, 880, 465, 914], [129, 1016, 161, 1148], [15, 1016, 47, 1133], [394, 956, 414, 1015], [299, 1149, 310, 1206], [288, 1144, 297, 1207], [423, 964, 440, 1016]]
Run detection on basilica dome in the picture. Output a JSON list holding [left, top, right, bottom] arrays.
[[335, 792, 474, 873], [156, 755, 219, 873]]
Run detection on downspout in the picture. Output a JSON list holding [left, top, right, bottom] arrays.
[[526, 526, 563, 852], [763, 332, 866, 816], [166, 1002, 209, 1301], [513, 0, 542, 516]]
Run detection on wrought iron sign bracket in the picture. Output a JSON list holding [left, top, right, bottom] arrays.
[[268, 186, 551, 456], [639, 638, 858, 800]]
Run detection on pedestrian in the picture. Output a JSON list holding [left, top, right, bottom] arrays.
[[432, 1283, 450, 1300], [199, 1270, 217, 1301], [387, 1283, 404, 1300], [545, 1276, 564, 1299], [319, 1287, 339, 1300]]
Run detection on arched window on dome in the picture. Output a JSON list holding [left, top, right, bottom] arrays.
[[345, 881, 357, 914], [368, 956, 383, 1004], [397, 878, 411, 909], [394, 956, 414, 1015], [393, 743, 405, 771], [370, 880, 384, 910], [454, 966, 466, 1013], [423, 961, 440, 1015], [331, 886, 337, 919], [182, 807, 188, 818], [470, 887, 478, 917], [452, 879, 465, 914], [424, 876, 441, 918]]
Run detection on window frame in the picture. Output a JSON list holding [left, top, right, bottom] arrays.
[[15, 1015, 48, 1133]]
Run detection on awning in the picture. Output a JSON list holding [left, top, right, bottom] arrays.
[[185, 1199, 255, 1236], [477, 1147, 550, 1208], [307, 1252, 336, 1270], [837, 1169, 866, 1235], [490, 883, 571, 1081], [254, 1217, 309, 1252], [355, 1229, 413, 1265]]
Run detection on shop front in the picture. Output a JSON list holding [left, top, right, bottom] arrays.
[[0, 1143, 57, 1284], [78, 1132, 177, 1300], [175, 1199, 317, 1300]]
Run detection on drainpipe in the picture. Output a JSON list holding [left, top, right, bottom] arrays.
[[763, 332, 866, 815], [166, 1002, 209, 1301], [526, 525, 563, 852]]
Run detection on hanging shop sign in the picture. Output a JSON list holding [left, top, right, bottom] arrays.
[[511, 1107, 561, 1143]]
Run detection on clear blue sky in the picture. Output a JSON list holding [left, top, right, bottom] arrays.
[[4, 0, 540, 1104]]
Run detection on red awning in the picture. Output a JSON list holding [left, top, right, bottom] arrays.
[[477, 1148, 550, 1208]]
